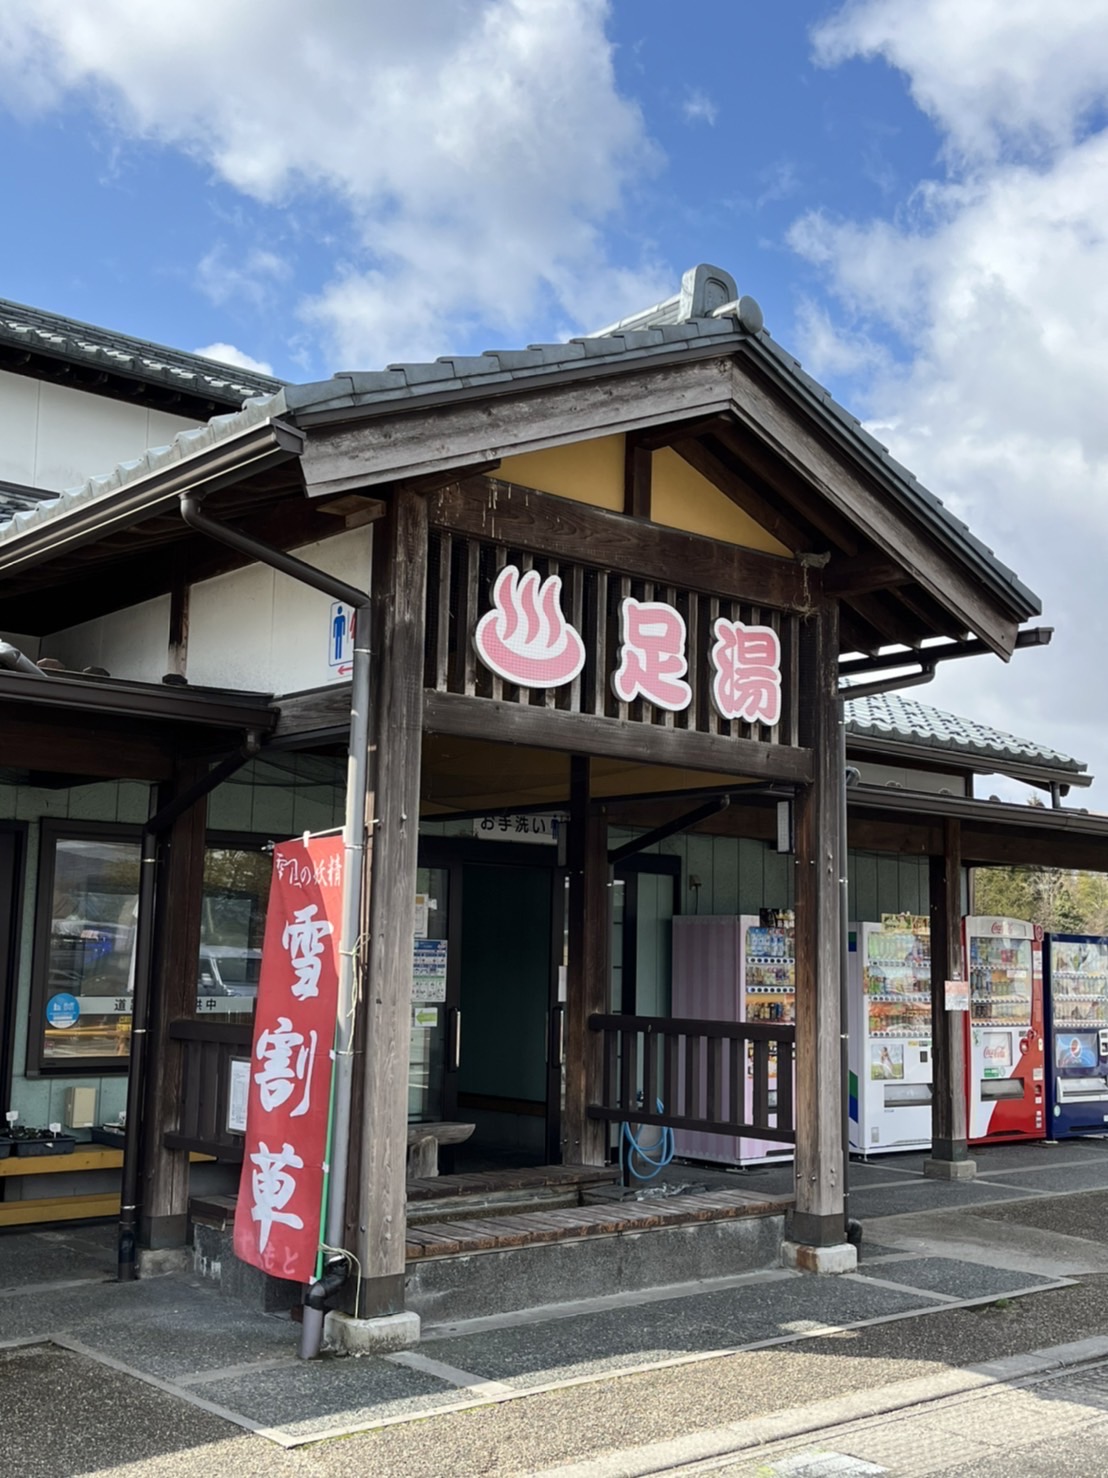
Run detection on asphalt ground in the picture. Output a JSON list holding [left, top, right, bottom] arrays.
[[4, 1141, 1108, 1476]]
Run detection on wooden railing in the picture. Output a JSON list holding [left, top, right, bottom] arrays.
[[164, 1019, 252, 1160], [587, 1012, 796, 1144]]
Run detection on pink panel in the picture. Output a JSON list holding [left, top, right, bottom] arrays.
[[671, 916, 741, 1164]]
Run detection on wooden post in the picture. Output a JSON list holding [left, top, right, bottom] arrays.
[[788, 601, 845, 1249], [925, 817, 974, 1176], [140, 760, 208, 1249], [563, 756, 610, 1167], [352, 486, 429, 1317]]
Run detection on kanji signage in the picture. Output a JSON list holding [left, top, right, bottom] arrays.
[[473, 565, 782, 726], [474, 565, 585, 687], [233, 835, 343, 1282]]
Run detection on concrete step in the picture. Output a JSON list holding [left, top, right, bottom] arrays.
[[405, 1189, 790, 1327]]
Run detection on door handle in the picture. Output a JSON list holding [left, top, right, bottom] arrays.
[[448, 1007, 462, 1071], [550, 1005, 565, 1068]]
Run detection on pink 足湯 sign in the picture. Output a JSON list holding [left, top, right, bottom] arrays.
[[472, 567, 783, 726]]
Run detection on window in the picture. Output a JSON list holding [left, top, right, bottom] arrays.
[[30, 827, 276, 1074], [196, 844, 272, 1020], [32, 824, 141, 1071]]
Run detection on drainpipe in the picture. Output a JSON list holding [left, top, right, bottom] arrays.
[[118, 740, 262, 1282], [0, 641, 47, 677], [840, 711, 862, 1250], [179, 493, 372, 1359]]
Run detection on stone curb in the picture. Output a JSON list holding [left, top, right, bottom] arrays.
[[531, 1335, 1108, 1477]]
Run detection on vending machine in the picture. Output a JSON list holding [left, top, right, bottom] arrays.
[[964, 915, 1045, 1143], [738, 912, 796, 1165], [847, 916, 933, 1155], [670, 912, 794, 1166], [1043, 933, 1108, 1138], [671, 915, 741, 1165]]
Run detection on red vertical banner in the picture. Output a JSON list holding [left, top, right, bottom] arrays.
[[233, 835, 344, 1281]]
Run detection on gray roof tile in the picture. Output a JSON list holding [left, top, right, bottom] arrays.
[[0, 265, 1044, 628], [845, 693, 1085, 775], [0, 298, 282, 407]]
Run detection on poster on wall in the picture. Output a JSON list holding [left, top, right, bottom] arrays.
[[233, 835, 343, 1282], [413, 938, 449, 1002]]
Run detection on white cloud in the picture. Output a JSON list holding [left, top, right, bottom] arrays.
[[0, 0, 661, 367], [193, 342, 275, 377], [814, 0, 1108, 163], [682, 90, 717, 126], [196, 246, 291, 310], [796, 0, 1108, 807]]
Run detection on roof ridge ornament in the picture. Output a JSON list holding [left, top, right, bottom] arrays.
[[678, 264, 738, 319]]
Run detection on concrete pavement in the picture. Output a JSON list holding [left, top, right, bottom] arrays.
[[4, 1140, 1108, 1475]]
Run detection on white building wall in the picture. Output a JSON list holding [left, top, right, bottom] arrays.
[[187, 526, 371, 694], [39, 527, 369, 690], [48, 596, 172, 682], [0, 369, 197, 492]]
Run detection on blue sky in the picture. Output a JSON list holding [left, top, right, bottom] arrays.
[[2, 0, 1108, 807], [0, 1, 941, 385]]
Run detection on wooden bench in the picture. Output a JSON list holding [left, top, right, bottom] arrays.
[[0, 1145, 213, 1228], [406, 1122, 476, 1179]]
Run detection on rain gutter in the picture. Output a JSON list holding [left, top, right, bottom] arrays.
[[0, 418, 304, 578]]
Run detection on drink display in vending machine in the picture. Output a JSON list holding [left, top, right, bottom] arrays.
[[847, 915, 933, 1154], [1043, 934, 1108, 1138], [964, 916, 1044, 1144], [739, 910, 796, 1165]]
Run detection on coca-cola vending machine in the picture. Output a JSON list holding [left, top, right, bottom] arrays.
[[964, 915, 1045, 1144]]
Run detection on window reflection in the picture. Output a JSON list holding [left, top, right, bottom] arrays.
[[196, 847, 271, 1018], [43, 838, 141, 1061]]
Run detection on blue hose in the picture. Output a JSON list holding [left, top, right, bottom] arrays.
[[621, 1099, 676, 1181]]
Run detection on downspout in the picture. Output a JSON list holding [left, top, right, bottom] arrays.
[[179, 493, 371, 1360], [119, 740, 261, 1282], [0, 641, 47, 677], [840, 714, 861, 1249]]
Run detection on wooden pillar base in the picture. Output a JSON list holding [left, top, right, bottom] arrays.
[[139, 1209, 188, 1250], [924, 1141, 976, 1180], [786, 1208, 846, 1249], [355, 1272, 407, 1320], [930, 1135, 972, 1162]]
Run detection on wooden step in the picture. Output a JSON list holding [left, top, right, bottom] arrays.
[[406, 1185, 580, 1226], [404, 1186, 791, 1260]]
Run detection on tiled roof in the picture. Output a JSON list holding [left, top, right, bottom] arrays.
[[0, 265, 1040, 624], [0, 298, 283, 407], [845, 693, 1086, 776], [0, 480, 51, 524]]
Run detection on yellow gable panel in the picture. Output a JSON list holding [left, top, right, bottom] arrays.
[[498, 435, 625, 511], [651, 447, 790, 555]]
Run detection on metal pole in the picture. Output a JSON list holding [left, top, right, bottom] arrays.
[[117, 817, 159, 1281], [179, 492, 372, 1357], [839, 700, 860, 1248]]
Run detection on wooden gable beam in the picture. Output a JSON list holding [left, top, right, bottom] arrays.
[[431, 475, 817, 612], [728, 358, 1020, 657], [670, 432, 811, 553], [300, 352, 737, 499], [824, 551, 912, 597], [623, 432, 652, 518]]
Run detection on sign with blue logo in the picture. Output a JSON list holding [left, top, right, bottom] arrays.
[[328, 601, 355, 675], [46, 993, 80, 1029]]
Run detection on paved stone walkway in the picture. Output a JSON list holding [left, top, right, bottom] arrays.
[[3, 1139, 1108, 1474]]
